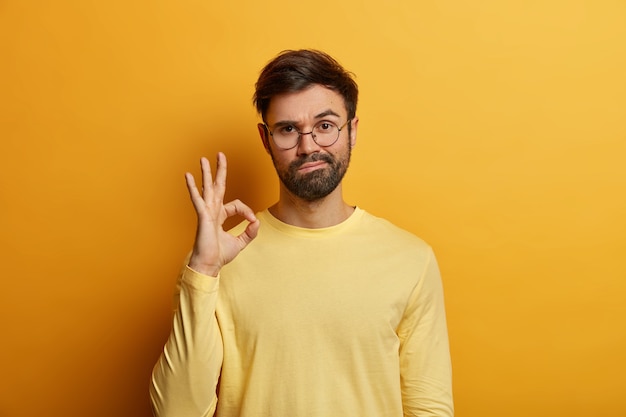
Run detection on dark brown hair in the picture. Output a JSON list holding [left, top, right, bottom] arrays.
[[253, 49, 358, 122]]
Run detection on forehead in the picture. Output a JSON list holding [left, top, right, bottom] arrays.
[[265, 84, 347, 123]]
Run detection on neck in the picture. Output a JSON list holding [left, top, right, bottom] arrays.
[[269, 183, 355, 228]]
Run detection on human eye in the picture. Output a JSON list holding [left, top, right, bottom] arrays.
[[277, 125, 298, 136], [315, 121, 337, 132]]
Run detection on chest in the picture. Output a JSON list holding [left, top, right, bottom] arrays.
[[216, 241, 420, 347]]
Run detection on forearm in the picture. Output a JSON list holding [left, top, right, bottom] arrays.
[[150, 267, 224, 417], [400, 249, 454, 416], [400, 314, 453, 416]]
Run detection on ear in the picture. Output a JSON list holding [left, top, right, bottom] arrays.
[[258, 123, 271, 154], [349, 116, 359, 148]]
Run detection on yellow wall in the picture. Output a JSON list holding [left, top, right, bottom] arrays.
[[1, 1, 624, 416]]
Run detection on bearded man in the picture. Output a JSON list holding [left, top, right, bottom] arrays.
[[150, 49, 454, 417]]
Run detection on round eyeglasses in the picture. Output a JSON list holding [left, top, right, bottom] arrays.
[[264, 119, 351, 150]]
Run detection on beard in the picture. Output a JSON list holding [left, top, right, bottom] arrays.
[[271, 145, 351, 202]]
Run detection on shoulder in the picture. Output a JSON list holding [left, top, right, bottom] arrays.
[[357, 209, 432, 250]]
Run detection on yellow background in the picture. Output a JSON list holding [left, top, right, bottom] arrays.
[[1, 1, 625, 416]]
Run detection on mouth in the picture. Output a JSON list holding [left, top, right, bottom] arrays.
[[297, 161, 328, 173]]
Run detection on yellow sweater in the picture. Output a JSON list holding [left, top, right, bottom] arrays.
[[151, 208, 453, 417]]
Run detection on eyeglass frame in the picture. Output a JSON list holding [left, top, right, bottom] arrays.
[[263, 119, 351, 150]]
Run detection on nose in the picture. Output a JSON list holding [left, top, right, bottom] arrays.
[[296, 131, 320, 155]]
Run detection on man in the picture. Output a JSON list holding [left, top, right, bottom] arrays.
[[150, 49, 454, 417]]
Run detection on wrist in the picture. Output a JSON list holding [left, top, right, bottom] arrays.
[[188, 257, 221, 277]]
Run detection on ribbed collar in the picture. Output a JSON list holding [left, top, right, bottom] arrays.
[[258, 207, 365, 239]]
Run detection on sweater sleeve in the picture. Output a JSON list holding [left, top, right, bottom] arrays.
[[150, 266, 224, 417], [397, 247, 454, 417]]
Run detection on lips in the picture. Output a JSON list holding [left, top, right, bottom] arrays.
[[298, 161, 327, 172], [293, 154, 333, 169]]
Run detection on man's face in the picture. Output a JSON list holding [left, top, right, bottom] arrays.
[[259, 84, 358, 202]]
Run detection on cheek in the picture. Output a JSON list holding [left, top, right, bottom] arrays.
[[269, 150, 295, 170], [330, 142, 351, 160]]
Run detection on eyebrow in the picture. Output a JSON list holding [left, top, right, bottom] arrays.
[[272, 109, 342, 127], [314, 109, 341, 119]]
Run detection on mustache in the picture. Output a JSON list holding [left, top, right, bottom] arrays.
[[290, 153, 334, 170]]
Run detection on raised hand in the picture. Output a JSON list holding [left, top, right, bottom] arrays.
[[184, 153, 260, 276]]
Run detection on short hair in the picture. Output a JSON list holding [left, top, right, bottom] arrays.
[[253, 49, 358, 122]]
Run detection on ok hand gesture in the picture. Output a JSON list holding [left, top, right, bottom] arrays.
[[185, 153, 260, 276]]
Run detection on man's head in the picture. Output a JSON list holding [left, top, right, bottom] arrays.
[[253, 50, 359, 203], [253, 49, 358, 124]]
